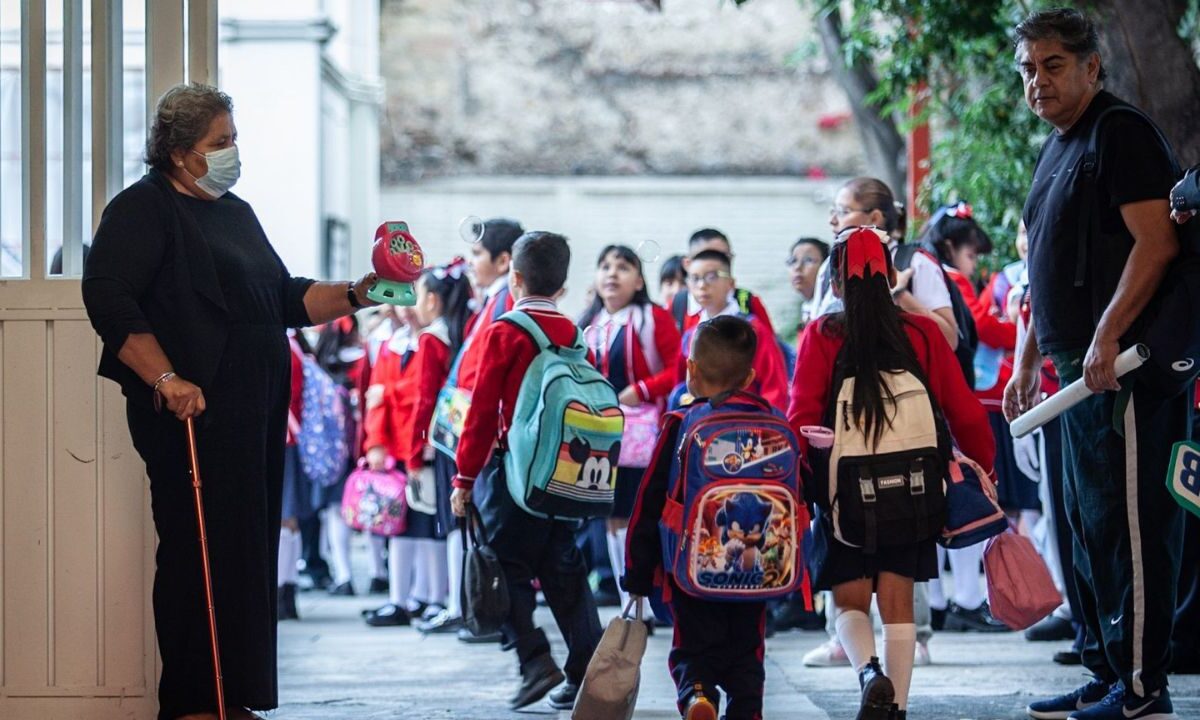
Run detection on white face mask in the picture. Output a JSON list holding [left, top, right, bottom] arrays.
[[187, 145, 241, 198]]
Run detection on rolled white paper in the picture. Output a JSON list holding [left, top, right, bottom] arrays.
[[1010, 344, 1150, 438]]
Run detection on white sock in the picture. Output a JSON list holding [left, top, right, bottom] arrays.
[[948, 544, 985, 610], [823, 592, 838, 638], [422, 539, 448, 607], [607, 528, 631, 610], [928, 546, 948, 611], [882, 623, 916, 710], [446, 528, 463, 617], [1019, 509, 1042, 533], [834, 609, 876, 672], [277, 527, 301, 586], [368, 534, 388, 580], [411, 540, 431, 606], [388, 536, 416, 607], [327, 505, 353, 585]]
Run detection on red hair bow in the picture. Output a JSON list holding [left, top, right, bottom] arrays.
[[844, 227, 889, 280]]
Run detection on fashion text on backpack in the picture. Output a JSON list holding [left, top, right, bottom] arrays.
[[824, 370, 949, 555], [659, 393, 808, 602], [501, 310, 625, 519]]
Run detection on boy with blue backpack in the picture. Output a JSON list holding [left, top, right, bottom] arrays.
[[625, 316, 809, 720], [450, 231, 611, 711]]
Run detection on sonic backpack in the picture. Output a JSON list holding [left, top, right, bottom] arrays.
[[500, 310, 625, 520], [659, 391, 808, 602]]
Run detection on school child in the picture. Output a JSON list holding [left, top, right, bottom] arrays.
[[788, 228, 995, 720], [670, 229, 777, 338], [579, 245, 682, 611], [659, 255, 686, 310], [278, 330, 310, 620], [361, 261, 473, 627], [450, 232, 604, 711], [626, 315, 807, 720], [419, 218, 524, 637], [673, 250, 788, 411]]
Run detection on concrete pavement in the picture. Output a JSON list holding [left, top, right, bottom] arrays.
[[275, 588, 1199, 719]]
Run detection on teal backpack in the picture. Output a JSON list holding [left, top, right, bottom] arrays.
[[500, 310, 625, 520]]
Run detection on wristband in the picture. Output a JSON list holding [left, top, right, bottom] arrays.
[[347, 281, 365, 309]]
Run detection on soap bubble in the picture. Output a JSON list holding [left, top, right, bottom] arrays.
[[459, 215, 485, 245], [635, 239, 661, 264]]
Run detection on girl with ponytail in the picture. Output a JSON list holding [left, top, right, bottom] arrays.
[[361, 258, 473, 627], [788, 228, 994, 720]]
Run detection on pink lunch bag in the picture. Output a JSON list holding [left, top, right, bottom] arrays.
[[983, 528, 1062, 630], [341, 457, 408, 536]]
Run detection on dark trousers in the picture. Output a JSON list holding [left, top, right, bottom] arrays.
[[479, 460, 602, 683], [1174, 512, 1200, 665], [668, 581, 766, 720], [1043, 419, 1086, 645], [1055, 353, 1189, 696]]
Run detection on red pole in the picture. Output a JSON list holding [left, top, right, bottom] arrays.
[[907, 81, 931, 234], [185, 417, 228, 720]]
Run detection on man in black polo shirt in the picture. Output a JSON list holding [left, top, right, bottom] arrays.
[[1003, 8, 1188, 720]]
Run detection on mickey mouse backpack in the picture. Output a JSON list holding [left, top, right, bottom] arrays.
[[501, 310, 625, 520], [659, 391, 809, 603]]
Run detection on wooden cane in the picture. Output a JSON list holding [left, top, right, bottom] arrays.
[[185, 417, 228, 720]]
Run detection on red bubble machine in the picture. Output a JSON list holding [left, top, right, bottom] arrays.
[[368, 221, 425, 305]]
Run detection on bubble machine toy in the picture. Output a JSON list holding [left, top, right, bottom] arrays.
[[368, 221, 425, 305]]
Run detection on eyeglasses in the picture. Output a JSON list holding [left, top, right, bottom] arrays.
[[686, 270, 732, 286], [830, 205, 869, 218]]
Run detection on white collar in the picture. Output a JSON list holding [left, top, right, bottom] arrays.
[[514, 295, 558, 312], [596, 305, 633, 327], [386, 324, 414, 355], [485, 275, 509, 300], [699, 298, 740, 323]]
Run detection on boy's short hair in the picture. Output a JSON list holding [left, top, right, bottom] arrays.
[[688, 249, 733, 271], [688, 228, 729, 248], [691, 315, 756, 390], [480, 217, 524, 260], [512, 231, 571, 297]]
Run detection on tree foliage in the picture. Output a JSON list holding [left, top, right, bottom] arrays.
[[736, 0, 1200, 267]]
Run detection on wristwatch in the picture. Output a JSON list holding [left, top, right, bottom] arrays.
[[346, 281, 364, 309]]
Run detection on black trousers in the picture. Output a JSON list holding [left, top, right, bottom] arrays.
[[1173, 511, 1200, 665], [1055, 353, 1189, 697], [668, 581, 766, 720], [479, 460, 602, 683]]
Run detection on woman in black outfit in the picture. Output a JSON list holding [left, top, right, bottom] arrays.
[[82, 83, 377, 720]]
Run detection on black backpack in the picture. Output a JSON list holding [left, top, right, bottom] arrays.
[[892, 244, 979, 390], [1076, 105, 1200, 398], [459, 504, 510, 636]]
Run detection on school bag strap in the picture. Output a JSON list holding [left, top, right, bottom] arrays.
[[1074, 104, 1182, 290], [671, 289, 689, 331]]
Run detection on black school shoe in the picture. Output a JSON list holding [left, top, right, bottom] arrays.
[[857, 657, 895, 720], [943, 601, 1009, 632], [277, 583, 299, 621], [1025, 614, 1076, 642], [328, 580, 355, 597], [368, 577, 389, 595], [457, 626, 502, 643], [547, 682, 578, 709], [510, 653, 565, 710], [364, 603, 411, 627]]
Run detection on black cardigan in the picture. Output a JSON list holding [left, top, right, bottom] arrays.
[[82, 169, 314, 410]]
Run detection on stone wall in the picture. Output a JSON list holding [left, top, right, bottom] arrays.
[[379, 0, 863, 182]]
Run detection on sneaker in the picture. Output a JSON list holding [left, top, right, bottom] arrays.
[[1025, 615, 1076, 642], [416, 608, 464, 634], [364, 603, 411, 627], [943, 601, 1010, 632], [803, 638, 851, 667], [684, 694, 718, 720], [857, 657, 895, 720], [913, 640, 931, 666], [1026, 678, 1110, 719], [547, 682, 578, 710], [509, 653, 564, 710], [1067, 683, 1178, 720]]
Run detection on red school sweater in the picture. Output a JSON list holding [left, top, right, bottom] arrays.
[[453, 301, 591, 488], [456, 285, 515, 394], [363, 325, 453, 471], [787, 312, 996, 473]]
